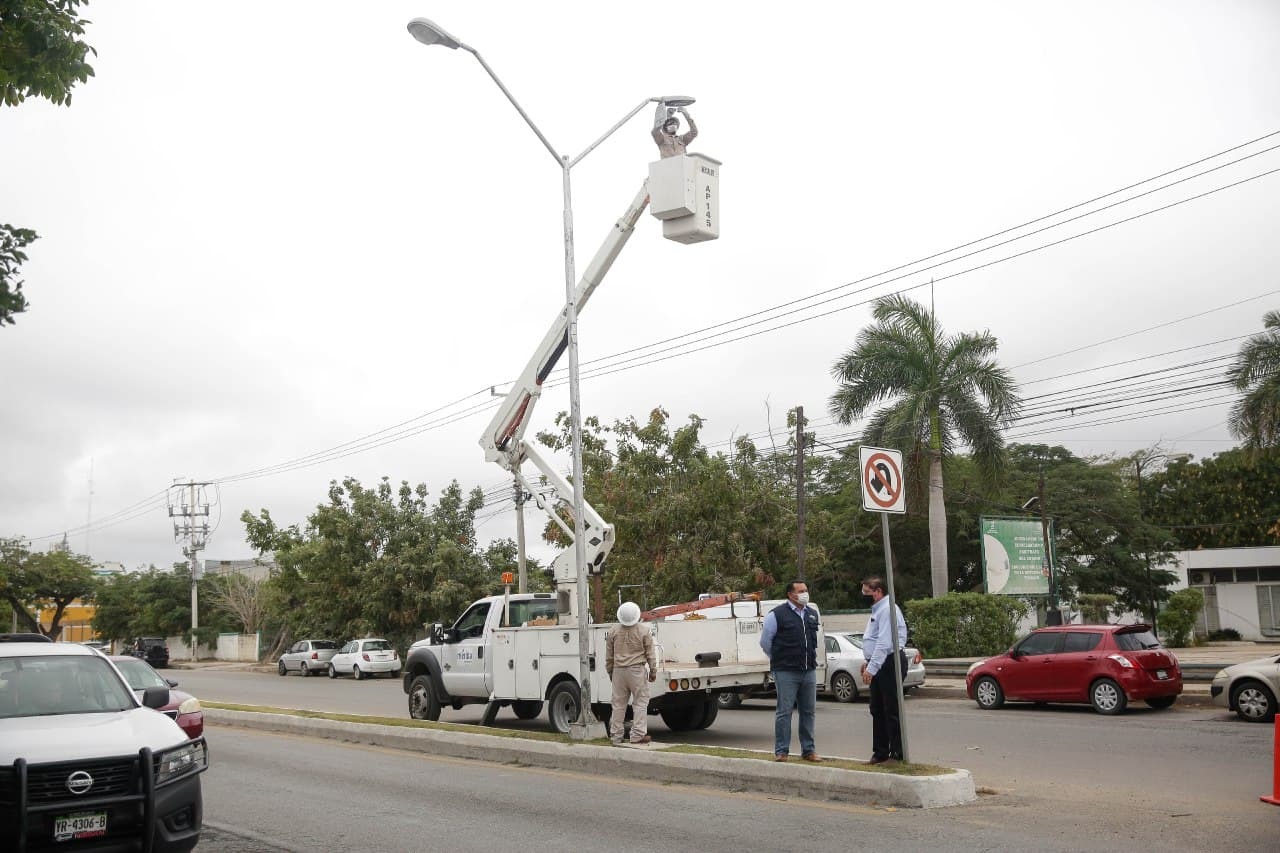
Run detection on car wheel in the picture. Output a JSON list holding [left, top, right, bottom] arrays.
[[327, 663, 337, 679], [390, 669, 401, 679], [716, 691, 743, 710], [299, 663, 310, 677], [1232, 680, 1277, 723], [354, 665, 365, 681], [278, 660, 287, 676], [546, 681, 581, 734], [831, 671, 857, 703], [408, 675, 442, 721], [1144, 696, 1176, 710], [974, 676, 1004, 710], [1090, 678, 1127, 715], [512, 700, 544, 720]]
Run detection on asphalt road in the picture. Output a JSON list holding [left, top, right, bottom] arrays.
[[178, 669, 1280, 847]]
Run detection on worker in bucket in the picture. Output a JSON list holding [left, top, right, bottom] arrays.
[[652, 103, 698, 158], [606, 601, 657, 746]]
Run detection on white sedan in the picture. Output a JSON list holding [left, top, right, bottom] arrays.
[[821, 632, 926, 703], [328, 638, 401, 680]]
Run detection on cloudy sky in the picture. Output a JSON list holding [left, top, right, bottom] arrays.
[[2, 1, 1277, 572]]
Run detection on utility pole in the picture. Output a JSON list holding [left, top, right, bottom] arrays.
[[513, 478, 528, 594], [1037, 470, 1061, 625], [168, 480, 211, 661], [795, 405, 807, 581]]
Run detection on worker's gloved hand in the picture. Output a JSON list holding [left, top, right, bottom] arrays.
[[648, 672, 656, 683]]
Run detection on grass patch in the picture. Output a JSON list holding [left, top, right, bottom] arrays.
[[206, 702, 956, 775]]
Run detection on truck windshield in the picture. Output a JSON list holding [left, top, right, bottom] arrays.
[[0, 655, 136, 718]]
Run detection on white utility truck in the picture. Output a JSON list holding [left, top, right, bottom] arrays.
[[402, 155, 813, 733]]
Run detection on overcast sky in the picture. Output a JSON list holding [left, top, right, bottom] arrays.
[[2, 1, 1277, 572]]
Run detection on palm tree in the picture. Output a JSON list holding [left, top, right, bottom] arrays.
[[828, 295, 1021, 597], [1227, 310, 1280, 450]]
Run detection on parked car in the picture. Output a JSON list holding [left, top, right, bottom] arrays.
[[278, 639, 339, 677], [131, 636, 170, 668], [0, 638, 206, 851], [110, 655, 204, 738], [821, 632, 926, 702], [1210, 653, 1279, 722], [329, 638, 400, 679], [965, 624, 1182, 715]]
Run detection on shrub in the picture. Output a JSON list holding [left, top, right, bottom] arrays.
[[1206, 628, 1241, 642], [1076, 594, 1116, 624], [903, 592, 1030, 658], [1160, 588, 1204, 648]]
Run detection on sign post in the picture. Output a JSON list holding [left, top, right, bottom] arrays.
[[858, 445, 909, 763]]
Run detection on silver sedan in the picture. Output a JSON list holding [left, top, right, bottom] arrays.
[[821, 632, 926, 703], [1210, 653, 1279, 722]]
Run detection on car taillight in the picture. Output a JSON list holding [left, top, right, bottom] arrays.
[[913, 651, 922, 665], [362, 653, 371, 662], [311, 651, 318, 660], [1107, 653, 1134, 668]]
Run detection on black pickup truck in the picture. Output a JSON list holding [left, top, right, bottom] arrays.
[[131, 638, 170, 669]]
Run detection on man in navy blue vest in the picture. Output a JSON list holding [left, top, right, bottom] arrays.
[[759, 580, 824, 762]]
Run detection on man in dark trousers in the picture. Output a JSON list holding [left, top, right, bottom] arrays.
[[860, 576, 908, 764], [759, 580, 824, 762]]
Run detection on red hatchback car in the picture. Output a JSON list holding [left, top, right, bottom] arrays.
[[110, 655, 205, 738], [965, 624, 1182, 715]]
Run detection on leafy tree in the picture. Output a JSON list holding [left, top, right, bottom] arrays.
[[1077, 593, 1117, 624], [828, 295, 1020, 598], [0, 224, 36, 326], [0, 538, 98, 639], [92, 564, 231, 648], [1160, 588, 1204, 648], [535, 407, 818, 608], [1, 0, 97, 326], [1144, 448, 1280, 548], [242, 476, 489, 653], [1227, 310, 1280, 450], [205, 572, 268, 634], [1, 0, 96, 107], [902, 592, 1029, 657]]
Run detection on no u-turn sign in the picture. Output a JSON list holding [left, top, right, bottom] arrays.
[[859, 445, 906, 514]]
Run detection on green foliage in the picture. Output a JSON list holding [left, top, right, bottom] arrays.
[[1227, 310, 1280, 450], [1144, 448, 1280, 548], [0, 224, 36, 326], [92, 564, 233, 647], [1206, 628, 1241, 642], [1160, 587, 1204, 648], [827, 294, 1020, 597], [1077, 593, 1116, 624], [0, 0, 96, 107], [536, 408, 817, 608], [242, 476, 489, 652], [901, 592, 1029, 658], [0, 537, 97, 639]]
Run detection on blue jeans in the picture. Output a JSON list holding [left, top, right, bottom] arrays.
[[772, 668, 817, 756]]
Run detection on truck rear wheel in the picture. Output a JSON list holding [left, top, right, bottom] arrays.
[[694, 699, 718, 729], [408, 675, 441, 721], [660, 702, 704, 732], [547, 681, 581, 734]]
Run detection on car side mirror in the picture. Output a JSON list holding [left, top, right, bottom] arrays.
[[165, 679, 178, 688], [1009, 648, 1021, 660], [142, 686, 169, 709]]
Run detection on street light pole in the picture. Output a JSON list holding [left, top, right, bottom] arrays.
[[407, 18, 688, 739]]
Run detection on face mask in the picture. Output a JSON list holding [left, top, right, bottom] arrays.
[[795, 592, 810, 606]]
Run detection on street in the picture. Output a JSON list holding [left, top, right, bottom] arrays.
[[177, 668, 1280, 850]]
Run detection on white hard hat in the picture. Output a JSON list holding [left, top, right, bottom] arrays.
[[617, 601, 641, 626]]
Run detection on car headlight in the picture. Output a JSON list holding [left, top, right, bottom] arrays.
[[1213, 669, 1227, 681], [967, 660, 985, 674], [178, 697, 202, 715], [154, 739, 208, 787]]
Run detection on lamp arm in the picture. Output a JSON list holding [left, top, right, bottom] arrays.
[[568, 98, 661, 168], [466, 47, 562, 165]]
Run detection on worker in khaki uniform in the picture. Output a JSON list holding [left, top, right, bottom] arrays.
[[606, 601, 657, 745]]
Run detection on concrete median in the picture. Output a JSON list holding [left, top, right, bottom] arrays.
[[206, 707, 977, 809]]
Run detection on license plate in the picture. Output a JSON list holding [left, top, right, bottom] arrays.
[[1156, 669, 1168, 680], [54, 812, 107, 842]]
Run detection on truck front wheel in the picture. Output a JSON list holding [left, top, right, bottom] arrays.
[[408, 675, 441, 721], [547, 681, 581, 734]]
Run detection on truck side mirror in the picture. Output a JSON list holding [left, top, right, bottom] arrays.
[[141, 686, 169, 709], [430, 623, 445, 645]]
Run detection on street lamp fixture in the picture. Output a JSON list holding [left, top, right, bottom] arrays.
[[407, 18, 693, 740]]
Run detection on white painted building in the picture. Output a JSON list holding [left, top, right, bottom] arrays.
[[1166, 546, 1280, 641]]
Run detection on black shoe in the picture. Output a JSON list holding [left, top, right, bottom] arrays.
[[867, 755, 890, 765]]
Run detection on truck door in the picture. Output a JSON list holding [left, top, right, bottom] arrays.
[[444, 602, 492, 697]]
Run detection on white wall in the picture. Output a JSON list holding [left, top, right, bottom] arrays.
[[216, 632, 261, 662]]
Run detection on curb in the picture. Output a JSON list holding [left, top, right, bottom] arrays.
[[207, 708, 977, 809]]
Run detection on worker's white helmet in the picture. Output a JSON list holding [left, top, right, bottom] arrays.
[[617, 601, 641, 626]]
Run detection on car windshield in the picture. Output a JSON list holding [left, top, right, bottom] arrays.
[[0, 655, 137, 718], [362, 640, 392, 651], [113, 658, 169, 691], [1114, 630, 1162, 651], [311, 641, 338, 650]]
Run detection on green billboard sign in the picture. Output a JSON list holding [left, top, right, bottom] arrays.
[[980, 516, 1054, 595]]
